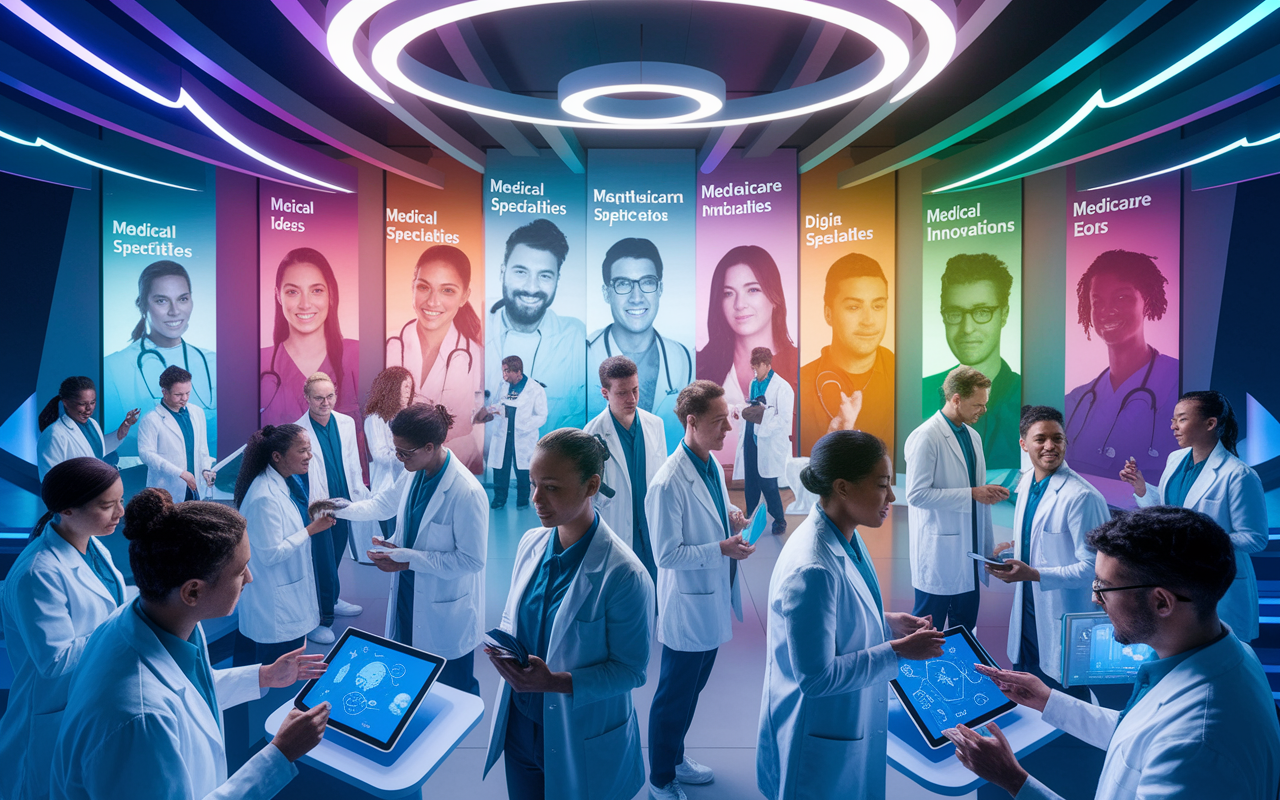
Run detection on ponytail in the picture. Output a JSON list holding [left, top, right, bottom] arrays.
[[234, 424, 305, 507], [1181, 390, 1239, 457], [38, 376, 97, 431]]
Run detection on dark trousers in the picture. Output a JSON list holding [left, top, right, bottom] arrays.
[[226, 634, 305, 771], [504, 700, 545, 800], [743, 433, 785, 523], [913, 588, 980, 631], [312, 519, 350, 627], [493, 443, 529, 506], [437, 650, 480, 696], [648, 645, 718, 787]]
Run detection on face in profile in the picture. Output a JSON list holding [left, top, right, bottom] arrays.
[[603, 257, 661, 335], [941, 279, 1007, 366], [721, 264, 775, 339], [278, 262, 330, 336], [826, 275, 888, 358], [146, 274, 192, 343], [414, 260, 470, 335], [502, 244, 560, 327], [1088, 272, 1146, 346]]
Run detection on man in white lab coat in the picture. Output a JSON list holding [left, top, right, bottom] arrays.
[[905, 366, 1009, 631], [486, 355, 548, 509], [732, 347, 794, 537], [137, 365, 216, 502], [947, 506, 1280, 800], [646, 380, 752, 800]]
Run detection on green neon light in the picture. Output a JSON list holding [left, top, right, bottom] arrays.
[[0, 127, 196, 190]]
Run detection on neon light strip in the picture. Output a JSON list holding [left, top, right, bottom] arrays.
[[932, 0, 1280, 193], [2, 0, 352, 193], [0, 126, 195, 189], [1086, 128, 1280, 190]]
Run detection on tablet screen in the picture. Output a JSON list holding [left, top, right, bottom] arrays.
[[1061, 611, 1156, 687], [889, 627, 1016, 749], [295, 629, 446, 751]]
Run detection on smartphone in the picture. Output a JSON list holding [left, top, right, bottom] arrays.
[[368, 546, 394, 555], [967, 552, 1009, 567]]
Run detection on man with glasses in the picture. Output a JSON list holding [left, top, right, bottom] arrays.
[[923, 253, 1022, 468], [947, 506, 1280, 799], [588, 238, 692, 451]]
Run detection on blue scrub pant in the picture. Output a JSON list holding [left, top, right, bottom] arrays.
[[912, 588, 980, 632], [437, 650, 480, 696], [493, 435, 529, 506], [743, 433, 785, 526], [648, 646, 718, 787], [504, 700, 545, 800], [312, 519, 350, 627]]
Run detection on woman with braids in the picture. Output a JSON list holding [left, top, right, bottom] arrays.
[[50, 488, 330, 800], [1121, 389, 1268, 641], [0, 459, 126, 800], [758, 431, 943, 800], [36, 376, 138, 480], [481, 428, 654, 800]]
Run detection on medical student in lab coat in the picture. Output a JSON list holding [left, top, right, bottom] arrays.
[[946, 506, 1280, 799], [583, 355, 667, 584], [50, 488, 331, 800], [36, 376, 138, 480], [483, 428, 654, 800], [757, 431, 944, 800], [0, 459, 127, 800], [137, 366, 216, 502], [486, 355, 548, 509], [646, 380, 753, 799], [732, 347, 795, 537], [904, 366, 1009, 631], [1120, 390, 1267, 642], [986, 406, 1108, 696], [317, 402, 487, 695]]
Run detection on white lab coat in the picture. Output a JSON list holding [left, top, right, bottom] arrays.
[[584, 407, 668, 554], [237, 468, 319, 644], [647, 447, 743, 652], [1006, 465, 1108, 682], [733, 374, 795, 481], [334, 451, 487, 659], [0, 529, 126, 800], [486, 378, 548, 471], [36, 412, 120, 481], [363, 413, 402, 495], [586, 325, 692, 445], [1134, 442, 1268, 641], [297, 411, 379, 560], [905, 412, 994, 596], [50, 603, 296, 800], [136, 403, 214, 502], [757, 506, 898, 800], [483, 521, 654, 800], [1017, 627, 1280, 800]]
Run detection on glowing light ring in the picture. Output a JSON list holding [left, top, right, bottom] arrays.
[[559, 63, 725, 124]]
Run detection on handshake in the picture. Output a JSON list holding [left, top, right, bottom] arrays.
[[307, 498, 352, 519]]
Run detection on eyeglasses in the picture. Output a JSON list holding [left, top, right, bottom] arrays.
[[609, 276, 660, 295], [941, 305, 1001, 325], [1092, 580, 1193, 606], [394, 445, 423, 460]]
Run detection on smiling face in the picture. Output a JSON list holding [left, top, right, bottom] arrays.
[[502, 244, 560, 327], [413, 260, 470, 335], [145, 274, 192, 346], [830, 454, 896, 529], [949, 385, 990, 426], [603, 257, 661, 335], [941, 280, 1007, 366], [1021, 419, 1066, 475], [162, 381, 192, 412], [59, 477, 125, 539], [277, 262, 330, 335], [529, 448, 597, 529], [721, 264, 775, 339], [272, 432, 313, 477], [1089, 272, 1146, 346], [63, 389, 97, 424], [826, 276, 888, 358]]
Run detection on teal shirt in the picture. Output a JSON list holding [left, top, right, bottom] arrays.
[[311, 416, 351, 501], [74, 419, 103, 459], [1118, 627, 1229, 723], [682, 442, 735, 586], [166, 405, 196, 475], [1020, 472, 1052, 628], [285, 474, 311, 524], [132, 600, 220, 733], [1164, 452, 1208, 509], [819, 507, 883, 617], [612, 412, 654, 582], [81, 541, 123, 605], [747, 369, 774, 443], [394, 453, 451, 645]]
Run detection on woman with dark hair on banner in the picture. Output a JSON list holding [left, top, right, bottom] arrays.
[[1064, 249, 1179, 478], [386, 245, 485, 472], [260, 247, 361, 431], [103, 260, 218, 457], [36, 376, 138, 481]]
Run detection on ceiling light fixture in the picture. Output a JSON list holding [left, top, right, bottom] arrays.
[[0, 126, 196, 190], [559, 63, 725, 124], [1086, 128, 1280, 190]]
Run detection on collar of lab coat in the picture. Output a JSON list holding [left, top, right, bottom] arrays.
[[57, 410, 104, 450], [930, 410, 970, 471], [812, 506, 880, 620], [1013, 464, 1077, 531], [592, 408, 663, 490], [41, 525, 119, 607], [1119, 623, 1246, 726], [672, 444, 725, 523], [259, 467, 306, 529], [296, 409, 355, 495], [398, 450, 463, 544], [1181, 441, 1230, 510]]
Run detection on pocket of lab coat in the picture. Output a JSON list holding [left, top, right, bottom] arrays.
[[275, 577, 312, 628], [584, 715, 636, 800], [29, 709, 63, 796], [798, 732, 863, 800], [1198, 497, 1224, 521], [570, 615, 607, 667], [923, 520, 955, 536], [1105, 758, 1142, 793]]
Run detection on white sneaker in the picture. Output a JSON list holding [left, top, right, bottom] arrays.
[[649, 780, 687, 800], [675, 755, 714, 785], [334, 599, 363, 617], [307, 625, 336, 644]]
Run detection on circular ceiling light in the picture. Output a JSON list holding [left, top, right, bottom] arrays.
[[559, 63, 726, 125]]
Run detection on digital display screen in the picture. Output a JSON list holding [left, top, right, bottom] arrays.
[[1062, 612, 1156, 687]]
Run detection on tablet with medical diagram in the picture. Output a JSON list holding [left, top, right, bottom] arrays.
[[296, 629, 446, 751]]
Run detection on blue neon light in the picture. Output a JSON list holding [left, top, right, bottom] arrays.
[[0, 126, 195, 190]]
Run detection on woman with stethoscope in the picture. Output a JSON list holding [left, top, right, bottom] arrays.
[[1064, 249, 1178, 479], [103, 260, 216, 458], [1120, 390, 1268, 642], [363, 367, 415, 539], [386, 245, 485, 473]]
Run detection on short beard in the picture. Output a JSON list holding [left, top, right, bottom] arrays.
[[1111, 595, 1158, 646], [503, 289, 551, 327]]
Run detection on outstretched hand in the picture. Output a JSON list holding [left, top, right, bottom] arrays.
[[260, 645, 327, 689], [944, 722, 1028, 796], [973, 664, 1051, 711]]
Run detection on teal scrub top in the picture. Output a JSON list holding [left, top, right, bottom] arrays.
[[819, 507, 883, 617], [747, 369, 775, 444], [1164, 451, 1208, 509], [81, 541, 123, 605], [75, 419, 103, 459], [945, 414, 980, 584], [167, 405, 196, 475], [611, 412, 654, 582]]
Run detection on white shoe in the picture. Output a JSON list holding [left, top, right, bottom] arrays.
[[334, 599, 363, 617], [675, 755, 714, 785], [307, 625, 336, 644], [649, 780, 687, 800]]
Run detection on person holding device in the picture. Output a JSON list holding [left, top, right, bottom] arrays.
[[486, 355, 548, 510], [757, 430, 943, 800], [1119, 390, 1267, 642], [137, 366, 216, 502], [316, 402, 488, 696], [50, 488, 331, 800], [482, 428, 654, 800], [37, 376, 138, 480], [732, 347, 794, 537], [946, 506, 1280, 799], [646, 380, 753, 799]]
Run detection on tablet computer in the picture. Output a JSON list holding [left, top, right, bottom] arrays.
[[888, 626, 1017, 749], [1060, 611, 1156, 688], [294, 628, 446, 752]]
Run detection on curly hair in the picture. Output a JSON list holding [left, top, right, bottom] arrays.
[[366, 366, 415, 422], [1076, 250, 1168, 340]]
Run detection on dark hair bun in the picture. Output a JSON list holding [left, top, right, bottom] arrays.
[[124, 487, 175, 542], [799, 465, 825, 495], [435, 404, 456, 430]]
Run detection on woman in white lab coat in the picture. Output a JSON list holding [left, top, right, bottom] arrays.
[[1120, 390, 1268, 640], [320, 403, 488, 695], [363, 366, 414, 542], [483, 429, 654, 800], [758, 431, 944, 800], [0, 459, 126, 800], [50, 488, 331, 800], [36, 376, 138, 480]]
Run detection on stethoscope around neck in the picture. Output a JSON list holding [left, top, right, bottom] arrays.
[[1065, 345, 1160, 460], [389, 320, 475, 389], [595, 323, 690, 397], [138, 335, 215, 410]]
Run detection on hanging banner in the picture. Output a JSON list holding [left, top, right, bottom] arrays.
[[586, 150, 695, 453], [258, 184, 361, 433], [1064, 168, 1180, 482], [483, 150, 587, 445], [696, 149, 799, 469], [921, 181, 1022, 470], [102, 167, 218, 457], [385, 158, 486, 473], [798, 157, 896, 459]]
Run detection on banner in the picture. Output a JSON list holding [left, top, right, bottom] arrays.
[[921, 181, 1022, 469], [696, 149, 799, 469], [798, 157, 896, 459], [102, 167, 217, 457], [1064, 169, 1180, 481], [586, 150, 695, 453], [385, 158, 486, 472]]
